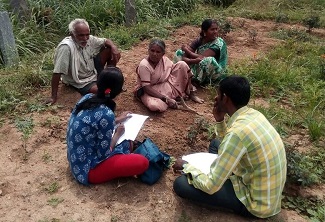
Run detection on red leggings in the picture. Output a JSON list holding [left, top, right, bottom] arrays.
[[88, 154, 149, 184]]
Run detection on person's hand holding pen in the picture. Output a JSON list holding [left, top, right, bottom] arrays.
[[110, 111, 132, 152], [110, 123, 125, 152], [115, 111, 132, 124], [114, 124, 125, 138]]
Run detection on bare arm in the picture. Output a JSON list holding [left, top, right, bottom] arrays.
[[213, 99, 226, 122], [181, 44, 216, 65], [104, 39, 121, 64], [182, 56, 202, 65], [182, 45, 198, 58], [180, 45, 201, 65], [47, 73, 61, 105]]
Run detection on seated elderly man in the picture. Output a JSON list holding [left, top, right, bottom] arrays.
[[48, 18, 121, 104]]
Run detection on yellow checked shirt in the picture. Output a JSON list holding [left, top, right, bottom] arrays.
[[183, 106, 287, 218]]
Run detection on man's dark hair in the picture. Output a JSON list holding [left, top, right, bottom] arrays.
[[219, 75, 250, 108]]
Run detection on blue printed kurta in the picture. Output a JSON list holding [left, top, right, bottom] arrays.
[[67, 94, 131, 185]]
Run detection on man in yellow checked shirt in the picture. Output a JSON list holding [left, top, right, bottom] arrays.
[[172, 75, 287, 219]]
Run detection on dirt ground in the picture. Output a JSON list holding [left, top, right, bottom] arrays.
[[1, 17, 323, 222]]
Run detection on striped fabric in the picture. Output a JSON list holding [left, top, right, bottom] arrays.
[[183, 106, 287, 218]]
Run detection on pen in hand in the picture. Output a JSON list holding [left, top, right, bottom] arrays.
[[110, 124, 125, 152], [116, 111, 132, 124]]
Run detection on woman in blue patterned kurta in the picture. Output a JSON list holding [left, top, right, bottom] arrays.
[[67, 67, 149, 185]]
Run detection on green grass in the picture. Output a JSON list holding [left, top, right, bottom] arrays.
[[283, 195, 325, 221], [224, 0, 325, 26], [269, 27, 314, 42]]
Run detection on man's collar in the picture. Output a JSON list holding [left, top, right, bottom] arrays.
[[227, 106, 249, 127]]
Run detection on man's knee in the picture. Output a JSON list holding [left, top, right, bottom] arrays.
[[100, 46, 112, 55], [173, 175, 189, 197], [101, 47, 116, 65]]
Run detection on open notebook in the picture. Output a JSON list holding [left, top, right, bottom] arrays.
[[182, 152, 218, 174], [115, 113, 149, 145]]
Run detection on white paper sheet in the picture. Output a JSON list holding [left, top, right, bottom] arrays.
[[182, 152, 218, 174], [116, 113, 149, 145]]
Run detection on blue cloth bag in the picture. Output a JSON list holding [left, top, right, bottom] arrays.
[[134, 138, 170, 185]]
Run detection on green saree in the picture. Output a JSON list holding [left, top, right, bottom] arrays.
[[174, 37, 228, 86]]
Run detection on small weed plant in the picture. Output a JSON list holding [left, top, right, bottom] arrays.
[[38, 218, 60, 222], [187, 117, 213, 147], [178, 210, 192, 222], [111, 215, 119, 222], [42, 152, 52, 163], [14, 117, 34, 140], [45, 182, 59, 194], [303, 15, 321, 33], [14, 116, 34, 159], [41, 116, 61, 128], [47, 197, 64, 208]]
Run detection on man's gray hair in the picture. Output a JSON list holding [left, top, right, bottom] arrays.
[[68, 18, 89, 35]]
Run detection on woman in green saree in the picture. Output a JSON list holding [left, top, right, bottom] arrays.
[[174, 19, 228, 86]]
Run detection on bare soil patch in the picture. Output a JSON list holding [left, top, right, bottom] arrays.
[[2, 17, 322, 221]]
